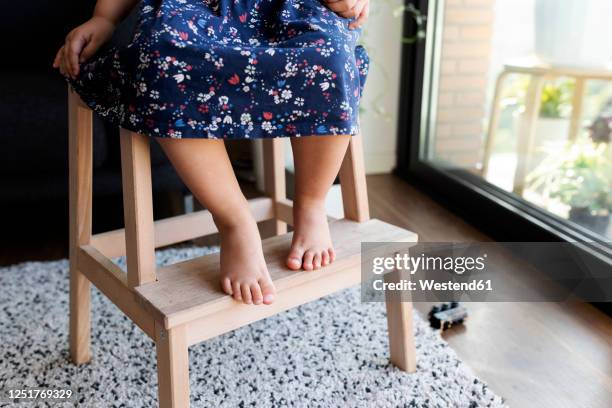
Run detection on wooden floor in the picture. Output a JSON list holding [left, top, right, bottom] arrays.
[[367, 175, 612, 408], [1, 174, 611, 407]]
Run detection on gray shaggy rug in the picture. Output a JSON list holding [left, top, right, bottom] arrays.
[[0, 247, 506, 407]]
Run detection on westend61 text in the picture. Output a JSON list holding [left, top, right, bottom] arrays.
[[372, 279, 493, 292]]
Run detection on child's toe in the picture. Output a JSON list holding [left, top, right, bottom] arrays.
[[303, 250, 315, 271], [221, 277, 233, 295], [240, 284, 253, 304], [328, 248, 336, 263], [313, 253, 322, 269], [232, 281, 242, 301], [251, 284, 263, 305], [286, 247, 304, 270], [259, 278, 276, 305], [321, 250, 330, 266]]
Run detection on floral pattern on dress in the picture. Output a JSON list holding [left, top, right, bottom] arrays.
[[68, 0, 369, 139]]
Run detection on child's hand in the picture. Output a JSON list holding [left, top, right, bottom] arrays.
[[53, 16, 115, 79], [323, 0, 370, 30]]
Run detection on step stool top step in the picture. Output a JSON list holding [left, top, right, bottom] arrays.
[[135, 219, 417, 329]]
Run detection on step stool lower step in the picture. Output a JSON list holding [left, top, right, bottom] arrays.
[[134, 218, 417, 343]]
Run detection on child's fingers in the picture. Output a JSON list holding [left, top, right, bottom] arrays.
[[59, 47, 69, 77], [61, 41, 73, 78], [326, 0, 357, 14], [52, 46, 63, 69], [349, 1, 369, 29], [349, 2, 369, 29], [62, 52, 71, 78], [80, 37, 100, 63], [347, 0, 365, 27], [68, 35, 87, 78]]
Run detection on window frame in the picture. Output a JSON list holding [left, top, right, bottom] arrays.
[[394, 0, 612, 305]]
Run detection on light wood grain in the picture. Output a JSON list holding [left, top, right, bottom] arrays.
[[338, 135, 416, 372], [78, 245, 155, 338], [68, 89, 93, 365], [384, 269, 417, 372], [135, 219, 417, 329], [91, 197, 274, 258], [339, 135, 370, 222], [503, 62, 612, 82], [65, 98, 417, 408], [275, 198, 294, 225], [156, 322, 190, 408], [482, 71, 510, 177], [263, 138, 288, 234], [186, 260, 365, 345], [513, 75, 545, 195], [568, 77, 586, 143], [120, 129, 157, 287]]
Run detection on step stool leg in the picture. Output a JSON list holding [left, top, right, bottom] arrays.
[[68, 88, 93, 364], [120, 129, 157, 287], [156, 323, 190, 408], [384, 270, 417, 372], [339, 135, 370, 222], [263, 138, 287, 234], [339, 134, 415, 371]]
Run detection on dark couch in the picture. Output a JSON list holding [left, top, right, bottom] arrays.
[[1, 2, 186, 241]]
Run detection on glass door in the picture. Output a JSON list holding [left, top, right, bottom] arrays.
[[414, 0, 612, 242]]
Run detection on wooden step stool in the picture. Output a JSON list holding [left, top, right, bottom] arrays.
[[68, 88, 418, 407]]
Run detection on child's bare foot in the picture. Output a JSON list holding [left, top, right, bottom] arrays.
[[286, 200, 335, 271], [219, 216, 275, 305]]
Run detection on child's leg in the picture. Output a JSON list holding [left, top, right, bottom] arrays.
[[287, 135, 351, 270], [156, 137, 275, 305]]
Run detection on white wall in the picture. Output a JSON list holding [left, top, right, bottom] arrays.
[[358, 0, 405, 174]]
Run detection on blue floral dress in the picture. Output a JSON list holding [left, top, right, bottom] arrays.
[[68, 0, 369, 139]]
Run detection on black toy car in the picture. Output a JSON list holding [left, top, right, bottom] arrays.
[[428, 302, 468, 331]]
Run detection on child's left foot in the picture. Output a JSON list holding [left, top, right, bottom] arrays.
[[286, 200, 335, 271]]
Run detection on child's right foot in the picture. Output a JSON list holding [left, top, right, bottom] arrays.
[[218, 216, 276, 305]]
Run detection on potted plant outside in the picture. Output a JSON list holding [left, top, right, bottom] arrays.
[[511, 79, 574, 175], [527, 141, 611, 236]]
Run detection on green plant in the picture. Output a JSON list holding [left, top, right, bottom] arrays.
[[539, 80, 574, 119], [499, 77, 575, 119], [527, 141, 612, 214]]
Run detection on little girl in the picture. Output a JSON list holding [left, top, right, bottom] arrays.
[[54, 0, 370, 306]]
